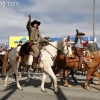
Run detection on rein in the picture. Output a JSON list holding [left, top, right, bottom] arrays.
[[42, 42, 64, 61], [44, 48, 55, 60], [49, 42, 67, 54], [49, 42, 61, 51]]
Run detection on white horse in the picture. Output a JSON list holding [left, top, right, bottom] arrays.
[[3, 36, 73, 93]]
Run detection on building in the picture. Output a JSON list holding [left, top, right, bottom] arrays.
[[8, 36, 98, 51], [50, 37, 98, 51]]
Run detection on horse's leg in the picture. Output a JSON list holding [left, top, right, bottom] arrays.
[[27, 66, 31, 78], [14, 64, 23, 90], [63, 69, 72, 87], [70, 69, 78, 83], [19, 66, 25, 78], [45, 68, 58, 94], [41, 72, 47, 93], [19, 67, 23, 78], [59, 70, 64, 81], [89, 74, 95, 84], [85, 69, 93, 90], [93, 71, 100, 88], [4, 67, 13, 89], [50, 66, 62, 87]]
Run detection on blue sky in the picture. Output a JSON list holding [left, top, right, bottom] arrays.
[[0, 0, 100, 46]]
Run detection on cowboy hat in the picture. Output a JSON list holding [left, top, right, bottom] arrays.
[[76, 29, 85, 36], [31, 20, 41, 26]]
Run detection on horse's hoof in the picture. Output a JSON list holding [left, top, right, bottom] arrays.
[[4, 86, 8, 89], [68, 85, 72, 88], [85, 86, 90, 90], [18, 87, 23, 91], [64, 84, 72, 88], [97, 86, 100, 90], [41, 89, 47, 93], [55, 91, 59, 94]]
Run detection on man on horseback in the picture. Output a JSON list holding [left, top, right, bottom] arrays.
[[17, 41, 22, 47], [74, 29, 89, 70], [26, 14, 48, 66]]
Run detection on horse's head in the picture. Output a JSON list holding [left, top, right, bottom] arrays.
[[63, 35, 73, 57], [83, 50, 94, 63]]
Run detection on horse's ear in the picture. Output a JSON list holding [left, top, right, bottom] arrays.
[[65, 39, 67, 42], [67, 35, 70, 40]]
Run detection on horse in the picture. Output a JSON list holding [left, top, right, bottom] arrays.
[[51, 36, 77, 87], [3, 36, 72, 94], [83, 50, 100, 90], [51, 44, 100, 90]]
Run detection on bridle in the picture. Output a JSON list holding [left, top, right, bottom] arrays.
[[84, 50, 94, 64], [40, 38, 72, 61], [62, 40, 73, 57]]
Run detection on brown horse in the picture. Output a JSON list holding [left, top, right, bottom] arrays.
[[51, 37, 79, 87], [1, 50, 10, 77], [84, 50, 100, 90], [52, 49, 100, 90]]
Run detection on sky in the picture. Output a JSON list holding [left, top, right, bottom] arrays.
[[0, 0, 100, 46]]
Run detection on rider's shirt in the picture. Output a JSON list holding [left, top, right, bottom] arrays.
[[75, 38, 83, 48]]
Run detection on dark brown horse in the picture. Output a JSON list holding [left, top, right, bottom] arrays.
[[51, 37, 79, 87]]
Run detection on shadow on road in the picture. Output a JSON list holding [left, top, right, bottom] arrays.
[[0, 76, 68, 100]]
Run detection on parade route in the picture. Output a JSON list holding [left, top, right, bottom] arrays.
[[0, 73, 100, 100]]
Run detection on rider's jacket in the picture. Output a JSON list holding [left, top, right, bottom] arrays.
[[75, 38, 83, 48], [74, 38, 88, 49], [26, 20, 45, 47]]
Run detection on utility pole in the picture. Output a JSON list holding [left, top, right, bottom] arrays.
[[93, 0, 95, 51]]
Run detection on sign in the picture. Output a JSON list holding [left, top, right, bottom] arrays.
[[9, 36, 29, 48]]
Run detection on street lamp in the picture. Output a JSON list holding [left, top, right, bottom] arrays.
[[93, 0, 95, 51]]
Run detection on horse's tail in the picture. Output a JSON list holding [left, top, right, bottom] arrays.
[[2, 50, 10, 75]]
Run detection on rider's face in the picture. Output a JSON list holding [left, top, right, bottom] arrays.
[[33, 23, 38, 29], [78, 35, 82, 38]]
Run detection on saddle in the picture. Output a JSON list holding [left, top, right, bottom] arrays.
[[19, 42, 30, 57], [19, 41, 49, 63]]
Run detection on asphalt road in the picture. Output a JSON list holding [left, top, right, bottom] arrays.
[[0, 72, 100, 100]]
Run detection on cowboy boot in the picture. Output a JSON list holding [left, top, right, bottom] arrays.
[[78, 57, 84, 70], [32, 57, 38, 68]]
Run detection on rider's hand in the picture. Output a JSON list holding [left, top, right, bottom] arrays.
[[44, 39, 48, 42], [29, 14, 31, 20]]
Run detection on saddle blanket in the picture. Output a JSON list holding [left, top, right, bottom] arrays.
[[39, 52, 46, 61]]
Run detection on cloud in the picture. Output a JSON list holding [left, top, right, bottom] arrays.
[[0, 0, 100, 47]]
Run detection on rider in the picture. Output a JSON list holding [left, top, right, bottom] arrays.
[[74, 29, 89, 70], [17, 41, 22, 47], [26, 14, 48, 65]]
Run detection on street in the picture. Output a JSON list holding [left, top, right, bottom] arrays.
[[0, 73, 100, 100]]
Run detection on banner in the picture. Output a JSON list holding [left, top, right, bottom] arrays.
[[9, 36, 29, 48]]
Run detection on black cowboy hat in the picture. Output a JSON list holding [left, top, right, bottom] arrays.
[[31, 20, 41, 26], [76, 29, 85, 36]]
